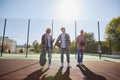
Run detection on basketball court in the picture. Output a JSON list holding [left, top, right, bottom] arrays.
[[0, 54, 120, 80]]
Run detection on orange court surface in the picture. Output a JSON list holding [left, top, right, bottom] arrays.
[[0, 57, 120, 80]]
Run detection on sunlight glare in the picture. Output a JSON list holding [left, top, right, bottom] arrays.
[[57, 0, 80, 21]]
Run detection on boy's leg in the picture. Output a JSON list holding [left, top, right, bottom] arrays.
[[66, 49, 70, 63], [66, 48, 71, 67], [60, 48, 64, 67], [48, 48, 52, 68], [77, 49, 81, 64], [80, 50, 84, 63]]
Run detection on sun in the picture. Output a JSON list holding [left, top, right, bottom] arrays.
[[57, 0, 80, 21]]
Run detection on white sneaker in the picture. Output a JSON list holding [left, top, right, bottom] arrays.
[[77, 62, 82, 67], [67, 63, 71, 68], [79, 62, 83, 65], [80, 62, 83, 65]]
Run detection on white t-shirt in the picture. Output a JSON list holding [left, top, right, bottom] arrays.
[[61, 33, 66, 48]]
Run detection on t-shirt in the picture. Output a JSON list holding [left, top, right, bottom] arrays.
[[46, 34, 51, 47], [61, 33, 66, 48], [76, 35, 86, 50]]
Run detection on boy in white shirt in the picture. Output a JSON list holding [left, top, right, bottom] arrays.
[[55, 27, 71, 68]]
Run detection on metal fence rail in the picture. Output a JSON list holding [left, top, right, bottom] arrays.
[[0, 18, 119, 58]]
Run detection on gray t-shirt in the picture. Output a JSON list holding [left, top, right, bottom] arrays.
[[46, 34, 51, 47]]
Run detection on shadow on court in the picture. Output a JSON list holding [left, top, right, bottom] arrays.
[[23, 68, 49, 80], [24, 67, 72, 80], [41, 67, 72, 80], [0, 59, 120, 80], [77, 64, 106, 80]]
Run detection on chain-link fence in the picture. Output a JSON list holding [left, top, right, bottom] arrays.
[[0, 18, 120, 59]]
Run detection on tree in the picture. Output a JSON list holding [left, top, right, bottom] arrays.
[[34, 43, 41, 53], [32, 40, 41, 53], [33, 40, 39, 46], [84, 32, 95, 44], [105, 17, 120, 50], [19, 49, 23, 53], [84, 32, 97, 53]]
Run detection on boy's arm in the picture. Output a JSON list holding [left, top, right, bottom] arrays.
[[55, 35, 60, 45], [40, 34, 45, 47]]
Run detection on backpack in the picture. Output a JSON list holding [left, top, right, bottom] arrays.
[[79, 36, 86, 46], [39, 51, 47, 66], [80, 40, 85, 46]]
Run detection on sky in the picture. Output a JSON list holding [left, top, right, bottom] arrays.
[[0, 0, 120, 45]]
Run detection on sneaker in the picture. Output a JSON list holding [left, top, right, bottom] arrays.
[[67, 63, 71, 68], [80, 62, 83, 65], [77, 63, 82, 67]]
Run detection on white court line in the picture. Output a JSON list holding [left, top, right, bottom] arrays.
[[90, 65, 120, 80]]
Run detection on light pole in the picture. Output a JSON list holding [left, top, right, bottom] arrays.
[[97, 21, 102, 59]]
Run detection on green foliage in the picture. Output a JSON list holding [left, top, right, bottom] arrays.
[[105, 17, 120, 50], [101, 42, 110, 54], [85, 42, 98, 53], [84, 32, 97, 53], [32, 40, 41, 53], [85, 32, 95, 43], [19, 49, 23, 53], [70, 41, 76, 54], [85, 41, 111, 54], [34, 43, 41, 53], [33, 40, 39, 46]]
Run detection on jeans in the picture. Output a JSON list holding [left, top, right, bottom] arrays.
[[77, 49, 84, 63], [60, 48, 70, 63], [40, 48, 52, 66]]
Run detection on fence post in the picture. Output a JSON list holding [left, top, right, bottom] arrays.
[[75, 20, 77, 59], [98, 21, 101, 59], [1, 18, 7, 57], [26, 19, 30, 57]]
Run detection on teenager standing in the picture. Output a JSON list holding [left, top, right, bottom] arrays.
[[55, 27, 71, 68], [76, 30, 86, 66], [40, 28, 54, 69]]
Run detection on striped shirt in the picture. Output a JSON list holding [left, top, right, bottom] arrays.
[[56, 33, 71, 48]]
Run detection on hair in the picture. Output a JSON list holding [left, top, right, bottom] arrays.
[[80, 30, 84, 33], [61, 27, 66, 31], [46, 28, 51, 33]]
